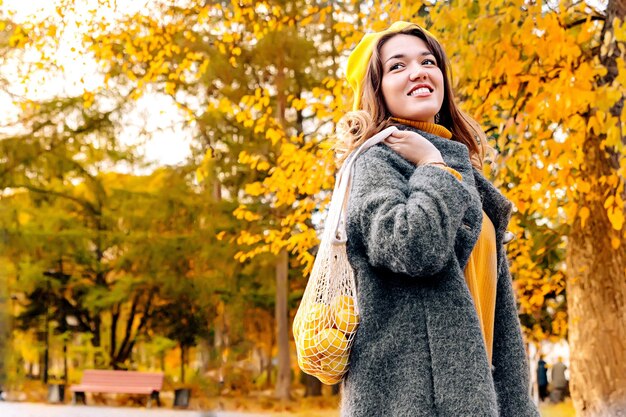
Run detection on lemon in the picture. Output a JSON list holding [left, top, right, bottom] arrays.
[[303, 302, 331, 333], [318, 374, 342, 385], [320, 352, 349, 376], [330, 295, 356, 314], [334, 307, 360, 335], [299, 328, 322, 359], [317, 328, 348, 356], [298, 354, 320, 374]]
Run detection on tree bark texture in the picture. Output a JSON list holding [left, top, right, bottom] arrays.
[[567, 199, 626, 415], [274, 248, 291, 400]]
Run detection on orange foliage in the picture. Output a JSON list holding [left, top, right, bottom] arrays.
[[13, 0, 624, 342]]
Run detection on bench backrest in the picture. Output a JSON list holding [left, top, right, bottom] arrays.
[[80, 370, 164, 390]]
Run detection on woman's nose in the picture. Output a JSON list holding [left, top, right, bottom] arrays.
[[409, 65, 426, 81]]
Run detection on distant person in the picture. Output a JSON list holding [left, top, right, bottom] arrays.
[[550, 357, 568, 403], [537, 355, 549, 401]]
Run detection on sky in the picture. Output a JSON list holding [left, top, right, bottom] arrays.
[[0, 0, 193, 169]]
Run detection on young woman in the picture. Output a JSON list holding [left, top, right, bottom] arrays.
[[339, 21, 539, 416]]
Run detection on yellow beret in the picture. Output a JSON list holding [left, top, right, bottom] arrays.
[[346, 21, 437, 110]]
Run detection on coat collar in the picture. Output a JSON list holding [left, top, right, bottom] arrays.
[[472, 169, 513, 243]]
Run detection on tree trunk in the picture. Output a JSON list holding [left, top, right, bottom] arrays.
[[43, 282, 50, 384], [567, 2, 626, 415], [262, 358, 271, 389], [180, 345, 185, 385], [303, 373, 322, 397], [214, 300, 229, 386], [0, 288, 8, 389], [567, 197, 626, 415], [113, 295, 138, 369], [109, 304, 119, 367], [63, 339, 68, 385], [274, 248, 291, 400], [273, 48, 291, 401], [196, 339, 210, 373]]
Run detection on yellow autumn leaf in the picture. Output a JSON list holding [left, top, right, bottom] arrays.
[[265, 128, 282, 145], [579, 206, 590, 228], [608, 206, 625, 230]]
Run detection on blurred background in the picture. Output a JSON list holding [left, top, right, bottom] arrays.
[[0, 0, 624, 416]]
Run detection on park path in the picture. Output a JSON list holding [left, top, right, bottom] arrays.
[[0, 402, 276, 417]]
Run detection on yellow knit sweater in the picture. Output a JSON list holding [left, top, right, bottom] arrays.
[[391, 118, 498, 363]]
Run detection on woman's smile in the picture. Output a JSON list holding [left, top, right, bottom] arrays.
[[407, 84, 434, 97]]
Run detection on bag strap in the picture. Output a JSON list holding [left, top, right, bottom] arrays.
[[329, 126, 398, 244]]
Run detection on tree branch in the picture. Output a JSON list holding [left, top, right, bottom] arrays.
[[7, 184, 100, 215], [565, 15, 605, 29], [119, 288, 157, 363], [114, 293, 139, 367]]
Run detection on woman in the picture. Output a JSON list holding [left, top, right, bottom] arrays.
[[340, 22, 539, 416]]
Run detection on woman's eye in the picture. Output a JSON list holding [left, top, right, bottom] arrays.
[[389, 62, 403, 71], [422, 58, 436, 66]]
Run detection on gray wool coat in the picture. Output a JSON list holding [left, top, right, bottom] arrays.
[[341, 124, 540, 417]]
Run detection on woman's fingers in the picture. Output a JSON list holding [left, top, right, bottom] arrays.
[[386, 130, 408, 144], [389, 130, 408, 139], [389, 130, 426, 141], [383, 129, 441, 165]]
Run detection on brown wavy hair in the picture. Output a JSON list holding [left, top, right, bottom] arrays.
[[337, 25, 488, 169]]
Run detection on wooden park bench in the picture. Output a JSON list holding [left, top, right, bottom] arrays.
[[70, 369, 164, 407]]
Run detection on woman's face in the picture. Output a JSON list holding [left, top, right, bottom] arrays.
[[380, 34, 444, 123]]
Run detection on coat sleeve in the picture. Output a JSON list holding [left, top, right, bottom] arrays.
[[347, 145, 473, 277], [491, 248, 540, 416]]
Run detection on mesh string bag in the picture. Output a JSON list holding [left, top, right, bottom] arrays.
[[293, 126, 398, 385]]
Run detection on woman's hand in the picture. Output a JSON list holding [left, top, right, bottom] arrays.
[[384, 130, 444, 166]]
